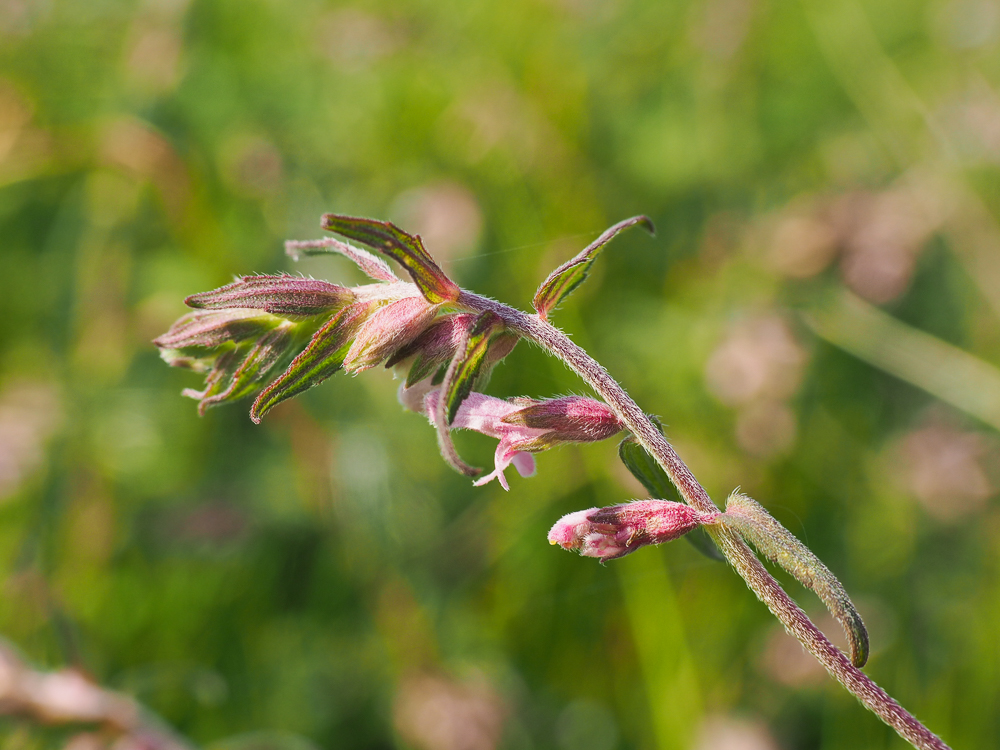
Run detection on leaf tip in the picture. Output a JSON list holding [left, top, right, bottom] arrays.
[[636, 215, 656, 236]]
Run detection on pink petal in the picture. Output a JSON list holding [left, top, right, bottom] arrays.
[[511, 452, 536, 477]]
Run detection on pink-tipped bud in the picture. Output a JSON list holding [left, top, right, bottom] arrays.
[[154, 309, 281, 353], [548, 500, 718, 561], [385, 313, 477, 386], [343, 296, 438, 372], [185, 274, 354, 318], [502, 396, 623, 451]]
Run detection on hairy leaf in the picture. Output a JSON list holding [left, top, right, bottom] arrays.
[[723, 492, 870, 668], [284, 237, 399, 283], [533, 215, 655, 319], [431, 311, 505, 478], [442, 311, 504, 425], [321, 214, 459, 303], [250, 305, 369, 423]]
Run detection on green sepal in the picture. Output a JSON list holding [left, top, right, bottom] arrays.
[[405, 352, 442, 388], [188, 323, 296, 415], [250, 305, 368, 423], [442, 311, 504, 425], [321, 214, 460, 304], [533, 215, 654, 319]]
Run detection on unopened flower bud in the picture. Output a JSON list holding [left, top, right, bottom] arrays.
[[548, 500, 719, 561], [154, 309, 281, 355], [385, 313, 478, 386], [501, 396, 622, 451], [344, 296, 439, 372], [185, 274, 354, 318]]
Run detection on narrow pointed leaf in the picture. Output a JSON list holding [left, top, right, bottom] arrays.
[[187, 323, 296, 415], [321, 214, 460, 303], [443, 311, 504, 425], [284, 237, 399, 282], [723, 492, 870, 668], [154, 309, 280, 352], [533, 216, 655, 319], [250, 305, 369, 423], [618, 423, 724, 561]]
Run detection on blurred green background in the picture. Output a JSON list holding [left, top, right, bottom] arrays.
[[2, 0, 999, 747]]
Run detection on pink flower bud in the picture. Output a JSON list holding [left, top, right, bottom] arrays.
[[385, 313, 478, 386], [343, 296, 439, 372], [501, 396, 623, 450], [185, 274, 354, 318], [548, 500, 718, 560]]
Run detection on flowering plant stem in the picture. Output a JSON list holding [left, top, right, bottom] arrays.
[[457, 290, 950, 750]]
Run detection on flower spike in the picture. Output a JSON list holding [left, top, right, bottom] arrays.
[[155, 211, 955, 750]]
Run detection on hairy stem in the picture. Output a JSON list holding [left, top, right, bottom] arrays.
[[458, 291, 950, 750]]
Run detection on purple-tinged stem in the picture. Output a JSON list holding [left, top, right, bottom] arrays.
[[458, 291, 950, 750]]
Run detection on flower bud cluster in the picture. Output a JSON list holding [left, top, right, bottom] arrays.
[[154, 274, 351, 415], [156, 215, 629, 485], [155, 267, 508, 418]]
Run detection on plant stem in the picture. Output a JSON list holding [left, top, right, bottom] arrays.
[[459, 291, 951, 750]]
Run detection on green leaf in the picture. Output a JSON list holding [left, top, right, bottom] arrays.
[[321, 214, 459, 303], [618, 423, 724, 562], [723, 492, 870, 668], [284, 237, 399, 282], [430, 311, 506, 478], [188, 323, 297, 416], [532, 215, 655, 319], [250, 305, 369, 423], [442, 311, 504, 425]]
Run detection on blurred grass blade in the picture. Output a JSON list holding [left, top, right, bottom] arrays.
[[532, 215, 654, 320], [618, 423, 723, 562], [723, 491, 869, 668], [321, 214, 459, 303], [806, 289, 1000, 432]]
